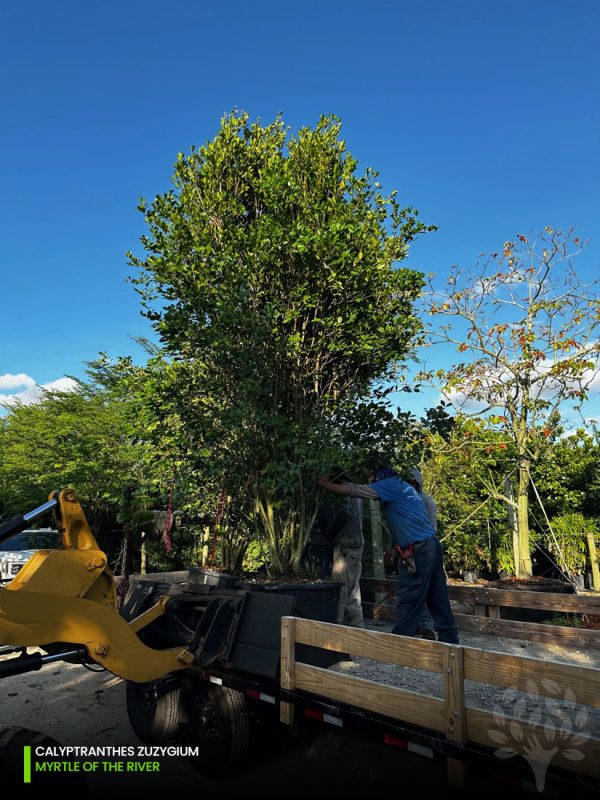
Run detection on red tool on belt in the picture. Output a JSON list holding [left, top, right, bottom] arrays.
[[396, 544, 417, 575]]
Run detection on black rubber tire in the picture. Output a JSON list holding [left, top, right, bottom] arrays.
[[0, 726, 82, 787], [184, 683, 250, 774], [126, 675, 181, 743]]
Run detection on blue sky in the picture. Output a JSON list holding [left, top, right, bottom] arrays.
[[1, 0, 598, 423]]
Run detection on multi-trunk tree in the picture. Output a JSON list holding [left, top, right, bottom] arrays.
[[129, 112, 433, 575]]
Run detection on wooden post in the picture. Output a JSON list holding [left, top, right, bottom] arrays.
[[369, 500, 388, 616], [201, 526, 210, 566], [487, 605, 501, 619], [473, 589, 487, 618], [585, 532, 600, 592], [280, 616, 296, 724], [444, 645, 467, 789]]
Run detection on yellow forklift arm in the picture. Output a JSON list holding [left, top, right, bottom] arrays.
[[0, 490, 194, 682]]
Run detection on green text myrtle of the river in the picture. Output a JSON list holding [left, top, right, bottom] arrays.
[[23, 745, 199, 782]]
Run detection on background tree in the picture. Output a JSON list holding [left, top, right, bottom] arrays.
[[420, 228, 600, 576], [531, 427, 600, 583], [532, 427, 600, 520], [0, 384, 145, 538], [129, 112, 433, 575], [413, 412, 518, 576]]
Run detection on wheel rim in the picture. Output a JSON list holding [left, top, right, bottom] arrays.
[[192, 696, 220, 750], [138, 683, 158, 720]]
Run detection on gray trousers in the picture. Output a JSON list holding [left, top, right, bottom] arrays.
[[332, 544, 365, 628]]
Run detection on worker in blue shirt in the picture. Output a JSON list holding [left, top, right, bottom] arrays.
[[318, 457, 459, 644]]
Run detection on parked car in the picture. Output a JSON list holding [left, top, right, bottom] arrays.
[[0, 528, 63, 584]]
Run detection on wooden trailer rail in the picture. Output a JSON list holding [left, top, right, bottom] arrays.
[[280, 617, 600, 789], [360, 577, 600, 649]]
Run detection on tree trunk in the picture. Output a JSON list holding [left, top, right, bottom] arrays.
[[503, 476, 520, 577], [140, 531, 147, 575], [517, 461, 533, 577], [369, 500, 387, 608], [201, 526, 210, 566]]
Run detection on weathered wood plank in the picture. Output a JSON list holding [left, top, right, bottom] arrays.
[[477, 587, 600, 614], [444, 646, 467, 789], [294, 662, 446, 732], [448, 585, 481, 601], [455, 613, 600, 649], [360, 577, 600, 614], [362, 577, 479, 601], [463, 646, 600, 708], [363, 608, 600, 649], [466, 707, 600, 780], [293, 617, 445, 673], [280, 616, 296, 724]]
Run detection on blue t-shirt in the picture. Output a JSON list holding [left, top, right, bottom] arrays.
[[371, 476, 435, 548]]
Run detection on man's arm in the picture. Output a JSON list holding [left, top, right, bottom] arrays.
[[318, 478, 379, 500]]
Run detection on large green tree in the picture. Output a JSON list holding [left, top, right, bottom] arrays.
[[130, 112, 433, 574]]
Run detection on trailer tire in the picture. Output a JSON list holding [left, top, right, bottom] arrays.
[[185, 683, 249, 774], [126, 675, 181, 743], [0, 726, 81, 786]]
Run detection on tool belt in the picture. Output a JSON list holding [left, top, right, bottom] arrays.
[[395, 544, 416, 575]]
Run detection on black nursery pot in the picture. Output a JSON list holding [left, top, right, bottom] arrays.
[[229, 580, 345, 680], [244, 580, 342, 622], [187, 567, 241, 590]]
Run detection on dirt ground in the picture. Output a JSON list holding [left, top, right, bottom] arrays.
[[1, 624, 599, 798]]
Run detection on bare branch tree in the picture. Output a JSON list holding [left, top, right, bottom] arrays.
[[419, 227, 600, 576]]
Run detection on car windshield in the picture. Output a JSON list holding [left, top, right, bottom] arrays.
[[0, 530, 62, 552]]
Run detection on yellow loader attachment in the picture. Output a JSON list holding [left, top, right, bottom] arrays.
[[0, 490, 194, 682]]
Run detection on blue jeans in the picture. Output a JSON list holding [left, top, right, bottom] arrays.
[[420, 606, 435, 633], [392, 537, 459, 644]]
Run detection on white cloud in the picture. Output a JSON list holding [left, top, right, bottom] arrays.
[[439, 346, 600, 413], [0, 373, 35, 390], [557, 416, 599, 439], [0, 374, 79, 408], [586, 369, 600, 393], [439, 388, 489, 414]]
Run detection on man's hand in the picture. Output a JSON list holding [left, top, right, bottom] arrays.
[[317, 477, 351, 495]]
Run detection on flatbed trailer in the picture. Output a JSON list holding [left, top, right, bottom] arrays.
[[1, 491, 599, 796], [118, 571, 600, 790]]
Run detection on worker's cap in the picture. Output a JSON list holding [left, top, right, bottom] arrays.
[[405, 467, 423, 489], [366, 452, 398, 481], [366, 452, 390, 471]]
